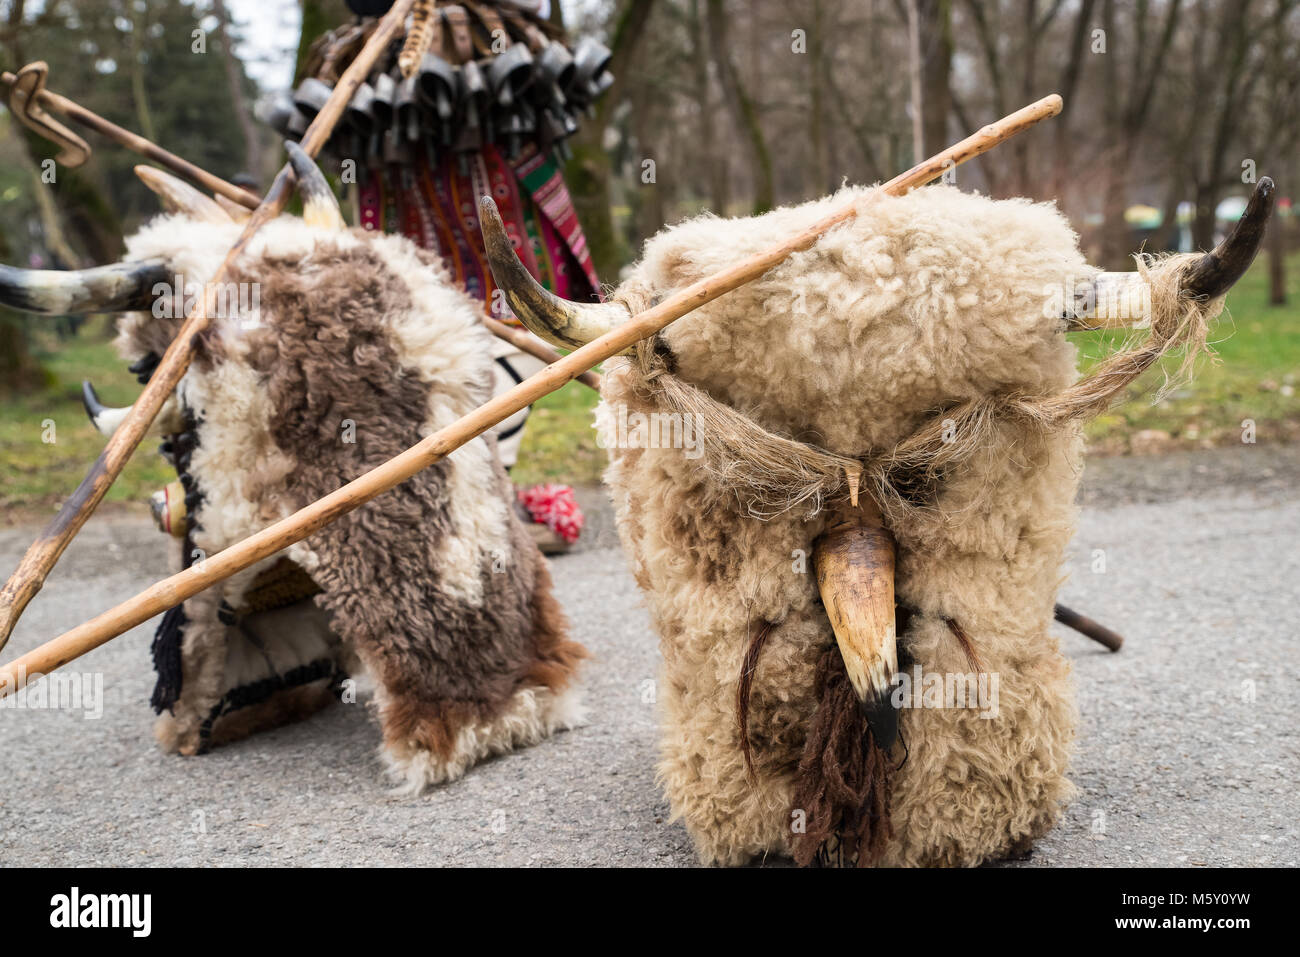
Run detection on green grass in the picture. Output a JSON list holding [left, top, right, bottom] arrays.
[[1, 253, 1297, 516], [0, 317, 173, 521], [511, 375, 604, 487]]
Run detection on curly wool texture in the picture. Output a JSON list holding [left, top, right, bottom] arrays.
[[118, 215, 586, 782], [598, 185, 1087, 866]]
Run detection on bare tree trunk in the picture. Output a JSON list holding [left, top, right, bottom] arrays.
[[1050, 0, 1096, 205], [632, 91, 666, 243], [128, 2, 158, 144], [1191, 0, 1258, 251], [1150, 171, 1186, 254], [1100, 0, 1184, 269], [212, 0, 261, 175], [808, 0, 830, 196], [907, 0, 923, 163], [917, 0, 951, 158], [706, 0, 773, 214], [562, 0, 658, 282], [1012, 0, 1037, 195], [1191, 182, 1220, 251], [827, 66, 884, 182], [689, 0, 727, 212]]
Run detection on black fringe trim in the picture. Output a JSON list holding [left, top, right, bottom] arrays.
[[196, 657, 342, 752], [149, 604, 187, 714]]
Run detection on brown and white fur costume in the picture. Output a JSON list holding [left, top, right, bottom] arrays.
[[597, 185, 1086, 866], [114, 208, 585, 789]]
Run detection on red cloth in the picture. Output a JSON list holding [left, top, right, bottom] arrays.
[[356, 143, 601, 316], [518, 483, 584, 544]]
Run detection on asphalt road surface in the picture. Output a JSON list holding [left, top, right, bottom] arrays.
[[1, 444, 1296, 867]]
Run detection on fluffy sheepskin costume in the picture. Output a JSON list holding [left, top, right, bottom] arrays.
[[110, 203, 585, 789], [596, 185, 1086, 866]]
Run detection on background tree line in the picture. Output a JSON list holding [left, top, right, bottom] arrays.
[[1, 0, 1295, 396], [575, 0, 1298, 291], [0, 0, 267, 391]]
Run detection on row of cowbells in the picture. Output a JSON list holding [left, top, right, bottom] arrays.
[[269, 35, 613, 164]]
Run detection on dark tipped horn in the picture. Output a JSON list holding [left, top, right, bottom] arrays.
[[81, 379, 181, 437], [284, 141, 344, 231], [81, 380, 131, 436], [1184, 177, 1275, 299], [0, 259, 168, 315], [478, 196, 631, 353]]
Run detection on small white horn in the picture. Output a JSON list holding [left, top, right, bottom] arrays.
[[82, 381, 182, 437]]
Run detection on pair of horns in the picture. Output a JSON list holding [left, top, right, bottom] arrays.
[[134, 144, 344, 231], [0, 142, 344, 317], [481, 179, 1277, 342]]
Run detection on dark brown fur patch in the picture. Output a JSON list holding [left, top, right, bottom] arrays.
[[225, 241, 581, 759], [524, 544, 589, 691]]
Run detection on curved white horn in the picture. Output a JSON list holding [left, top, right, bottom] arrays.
[[0, 260, 169, 315], [479, 196, 631, 353], [135, 166, 232, 223], [813, 501, 899, 750]]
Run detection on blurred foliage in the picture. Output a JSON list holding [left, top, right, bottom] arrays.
[[1, 0, 263, 243], [0, 0, 265, 395], [512, 375, 606, 488]]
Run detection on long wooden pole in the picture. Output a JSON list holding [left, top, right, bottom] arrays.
[[0, 94, 1063, 696], [2, 68, 261, 211], [0, 0, 417, 654]]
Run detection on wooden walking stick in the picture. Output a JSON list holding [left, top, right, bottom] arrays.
[[0, 93, 1063, 696], [0, 0, 418, 654], [2, 61, 260, 211]]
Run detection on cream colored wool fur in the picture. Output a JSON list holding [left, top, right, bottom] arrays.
[[597, 185, 1089, 866], [117, 215, 582, 785]]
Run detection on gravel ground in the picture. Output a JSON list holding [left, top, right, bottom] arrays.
[[0, 443, 1296, 867]]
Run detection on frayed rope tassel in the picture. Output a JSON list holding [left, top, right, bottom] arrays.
[[790, 645, 894, 868]]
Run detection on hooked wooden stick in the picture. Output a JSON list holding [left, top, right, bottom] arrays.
[[0, 93, 1063, 695], [0, 0, 417, 654], [2, 64, 260, 211]]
